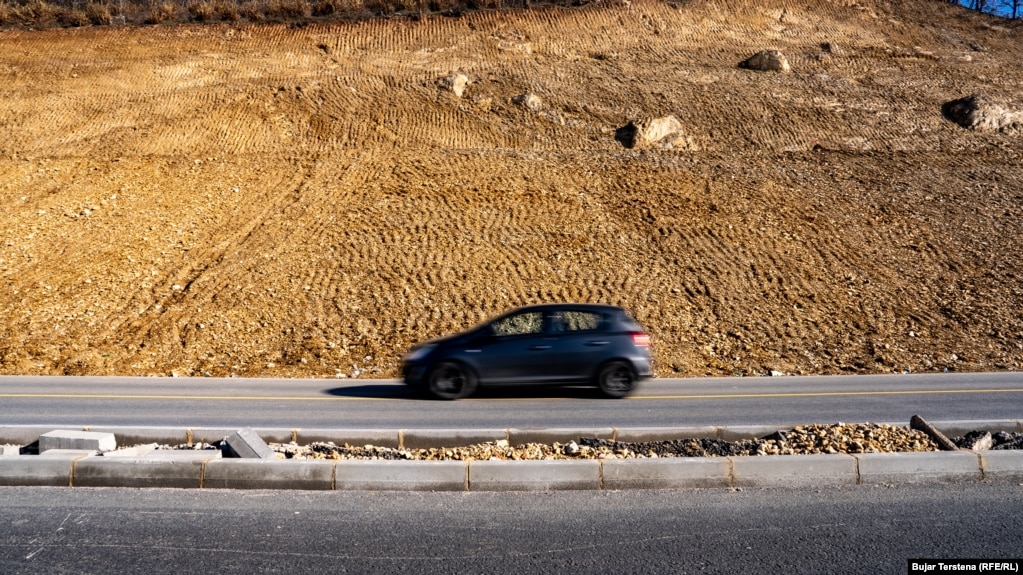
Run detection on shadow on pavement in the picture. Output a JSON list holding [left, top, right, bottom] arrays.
[[324, 384, 608, 400]]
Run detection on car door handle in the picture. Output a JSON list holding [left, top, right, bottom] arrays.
[[529, 345, 552, 351], [586, 341, 610, 346]]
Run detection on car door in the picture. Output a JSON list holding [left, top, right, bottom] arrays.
[[471, 310, 556, 384], [544, 309, 609, 381]]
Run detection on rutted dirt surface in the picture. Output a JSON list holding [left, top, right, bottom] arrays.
[[1, 0, 1022, 379]]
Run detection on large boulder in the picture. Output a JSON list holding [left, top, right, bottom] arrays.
[[740, 50, 791, 72], [942, 93, 1022, 131]]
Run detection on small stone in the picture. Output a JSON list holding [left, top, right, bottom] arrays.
[[438, 74, 469, 98], [740, 50, 791, 72]]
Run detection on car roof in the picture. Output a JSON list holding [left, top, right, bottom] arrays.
[[506, 303, 624, 314]]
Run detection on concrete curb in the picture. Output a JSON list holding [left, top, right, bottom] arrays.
[[1, 421, 1021, 491]]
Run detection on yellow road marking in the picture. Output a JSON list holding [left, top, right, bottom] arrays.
[[0, 393, 385, 401], [632, 388, 1023, 400]]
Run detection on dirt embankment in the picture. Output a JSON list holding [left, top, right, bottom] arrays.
[[0, 0, 1021, 379]]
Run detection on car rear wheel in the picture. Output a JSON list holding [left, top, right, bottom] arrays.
[[427, 362, 478, 400], [596, 361, 636, 399]]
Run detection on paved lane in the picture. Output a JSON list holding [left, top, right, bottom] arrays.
[[1, 484, 1021, 575], [1, 372, 1021, 428]]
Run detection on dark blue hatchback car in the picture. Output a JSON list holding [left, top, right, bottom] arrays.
[[402, 303, 653, 399]]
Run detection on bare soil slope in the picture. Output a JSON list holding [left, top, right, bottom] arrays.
[[1, 0, 1021, 379]]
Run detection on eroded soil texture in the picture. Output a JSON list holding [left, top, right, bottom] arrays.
[[1, 0, 1022, 379]]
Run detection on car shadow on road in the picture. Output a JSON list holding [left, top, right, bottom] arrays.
[[323, 384, 608, 400]]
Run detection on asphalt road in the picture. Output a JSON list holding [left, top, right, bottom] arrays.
[[1, 372, 1021, 428], [1, 483, 1021, 575]]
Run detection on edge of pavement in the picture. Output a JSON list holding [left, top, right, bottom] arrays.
[[1, 420, 1021, 491]]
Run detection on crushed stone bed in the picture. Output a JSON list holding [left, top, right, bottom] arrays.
[[244, 424, 1019, 461]]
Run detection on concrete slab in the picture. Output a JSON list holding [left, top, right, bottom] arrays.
[[0, 455, 74, 487], [507, 428, 614, 446], [614, 427, 719, 442], [401, 429, 507, 449], [335, 460, 466, 491], [732, 454, 858, 487], [204, 459, 335, 490], [469, 460, 599, 491], [856, 451, 983, 484], [294, 429, 400, 449], [73, 457, 206, 488], [39, 430, 116, 453], [602, 457, 731, 490], [1, 445, 21, 456], [223, 428, 274, 459], [979, 450, 1023, 481]]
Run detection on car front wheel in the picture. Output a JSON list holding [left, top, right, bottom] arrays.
[[427, 361, 478, 400], [597, 361, 636, 399]]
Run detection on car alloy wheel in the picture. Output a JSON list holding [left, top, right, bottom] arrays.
[[597, 361, 636, 399], [428, 361, 477, 400]]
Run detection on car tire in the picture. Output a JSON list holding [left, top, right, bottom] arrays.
[[596, 361, 636, 399], [427, 362, 478, 400]]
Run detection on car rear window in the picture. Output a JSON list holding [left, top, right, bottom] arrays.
[[551, 310, 603, 333]]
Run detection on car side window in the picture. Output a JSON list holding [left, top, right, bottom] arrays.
[[550, 311, 602, 333], [491, 311, 544, 337]]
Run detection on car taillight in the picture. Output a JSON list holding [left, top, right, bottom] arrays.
[[631, 332, 651, 346]]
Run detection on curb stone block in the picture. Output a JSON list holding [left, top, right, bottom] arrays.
[[2, 445, 23, 456], [508, 428, 614, 446], [933, 420, 1021, 438], [856, 451, 982, 484], [0, 426, 65, 446], [143, 450, 222, 461], [189, 428, 243, 446], [731, 454, 858, 487], [469, 460, 599, 491], [252, 428, 297, 444], [0, 455, 74, 487], [602, 457, 731, 489], [294, 429, 399, 448], [39, 449, 98, 458], [204, 460, 334, 490], [39, 430, 116, 453], [718, 425, 797, 441], [223, 428, 274, 459], [335, 460, 467, 491], [73, 457, 207, 489], [614, 427, 720, 442], [402, 429, 507, 449], [979, 450, 1023, 481], [86, 427, 189, 447]]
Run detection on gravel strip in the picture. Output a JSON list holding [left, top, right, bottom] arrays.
[[255, 423, 1019, 461]]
